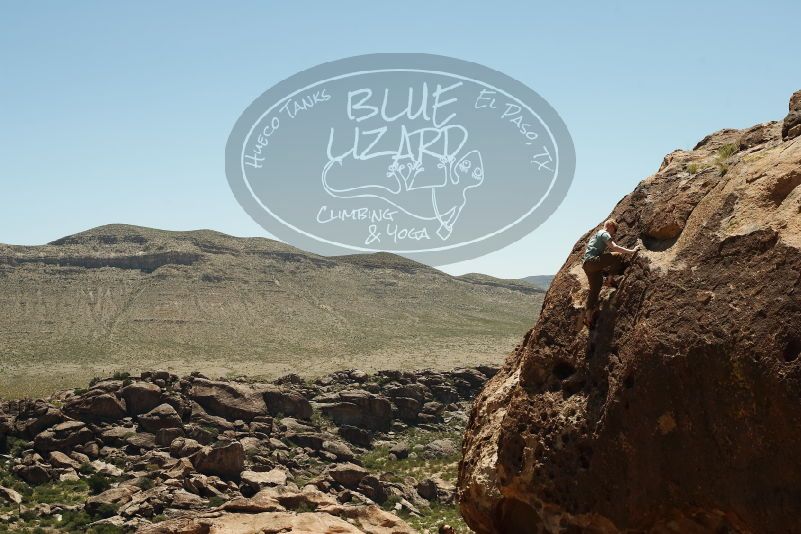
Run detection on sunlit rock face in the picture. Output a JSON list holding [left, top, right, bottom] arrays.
[[458, 91, 801, 533]]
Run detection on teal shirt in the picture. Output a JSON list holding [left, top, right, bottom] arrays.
[[583, 230, 611, 261]]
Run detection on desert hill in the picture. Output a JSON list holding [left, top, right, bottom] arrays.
[[520, 275, 554, 291], [0, 225, 543, 397]]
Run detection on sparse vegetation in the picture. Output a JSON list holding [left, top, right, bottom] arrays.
[[715, 143, 739, 175], [403, 501, 468, 533], [111, 371, 130, 381], [86, 473, 114, 495], [0, 459, 98, 532], [0, 224, 542, 398], [361, 427, 461, 483], [7, 436, 30, 457], [360, 423, 469, 533]]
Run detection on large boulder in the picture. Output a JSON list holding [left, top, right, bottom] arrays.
[[170, 436, 203, 458], [189, 379, 267, 422], [12, 399, 65, 438], [240, 468, 288, 493], [12, 464, 50, 485], [63, 391, 126, 422], [119, 381, 162, 415], [137, 403, 182, 433], [458, 93, 801, 533], [0, 485, 22, 505], [259, 385, 313, 420], [190, 439, 245, 479], [33, 420, 93, 453], [328, 462, 368, 490], [85, 486, 140, 516], [318, 390, 392, 431], [48, 450, 80, 469]]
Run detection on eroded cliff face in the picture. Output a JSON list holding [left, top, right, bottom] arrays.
[[458, 91, 801, 533]]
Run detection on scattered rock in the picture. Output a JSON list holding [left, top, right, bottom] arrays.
[[48, 450, 80, 469], [423, 439, 456, 459], [241, 468, 288, 493], [0, 485, 22, 504], [0, 365, 495, 530], [389, 442, 409, 460]]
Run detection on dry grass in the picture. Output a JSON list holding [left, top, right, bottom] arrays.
[[0, 225, 542, 397]]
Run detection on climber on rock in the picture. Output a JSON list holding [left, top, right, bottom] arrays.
[[582, 218, 639, 328]]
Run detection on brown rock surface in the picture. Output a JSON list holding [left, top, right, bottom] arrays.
[[139, 507, 413, 534], [138, 403, 183, 433], [63, 391, 127, 422], [190, 439, 245, 479], [189, 379, 268, 422], [458, 91, 801, 533], [783, 89, 801, 141], [119, 381, 162, 415]]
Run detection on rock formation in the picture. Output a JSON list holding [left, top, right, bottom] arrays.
[[459, 91, 801, 532], [0, 365, 494, 532]]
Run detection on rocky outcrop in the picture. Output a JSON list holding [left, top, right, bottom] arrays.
[[12, 250, 202, 273], [0, 365, 492, 531], [458, 91, 801, 532], [138, 495, 415, 534], [783, 89, 801, 141]]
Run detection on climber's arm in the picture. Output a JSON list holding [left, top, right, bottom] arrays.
[[608, 241, 639, 254]]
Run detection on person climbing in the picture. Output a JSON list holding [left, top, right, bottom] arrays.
[[582, 218, 639, 328]]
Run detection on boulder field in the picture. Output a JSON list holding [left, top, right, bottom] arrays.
[[0, 366, 495, 532], [458, 90, 801, 532]]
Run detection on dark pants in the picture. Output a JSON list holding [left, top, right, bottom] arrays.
[[582, 253, 625, 311]]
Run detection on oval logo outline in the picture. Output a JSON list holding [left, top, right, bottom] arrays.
[[225, 53, 575, 265]]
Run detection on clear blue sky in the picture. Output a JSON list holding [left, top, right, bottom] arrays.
[[1, 1, 799, 278]]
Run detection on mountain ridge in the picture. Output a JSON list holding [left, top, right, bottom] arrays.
[[0, 224, 543, 397]]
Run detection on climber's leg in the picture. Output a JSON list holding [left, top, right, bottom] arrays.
[[596, 252, 625, 274], [583, 253, 627, 327], [596, 252, 626, 287], [582, 259, 604, 326]]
